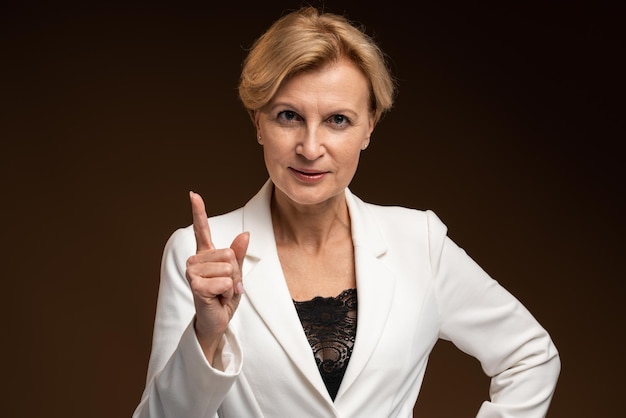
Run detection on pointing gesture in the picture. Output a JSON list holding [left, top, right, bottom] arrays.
[[191, 190, 215, 252], [186, 191, 250, 365]]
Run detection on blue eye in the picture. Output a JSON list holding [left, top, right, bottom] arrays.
[[277, 110, 298, 122], [329, 114, 350, 127]]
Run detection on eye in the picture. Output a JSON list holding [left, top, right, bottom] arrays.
[[276, 110, 301, 123], [327, 114, 351, 128]]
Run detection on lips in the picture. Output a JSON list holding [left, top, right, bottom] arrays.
[[289, 167, 327, 182]]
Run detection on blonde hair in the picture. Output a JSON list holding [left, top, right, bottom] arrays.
[[238, 6, 396, 125]]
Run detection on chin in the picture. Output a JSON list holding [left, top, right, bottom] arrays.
[[277, 183, 345, 207]]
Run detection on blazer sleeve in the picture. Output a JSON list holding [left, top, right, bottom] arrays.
[[427, 211, 561, 417], [132, 227, 243, 418]]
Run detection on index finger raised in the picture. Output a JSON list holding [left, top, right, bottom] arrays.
[[189, 191, 215, 252]]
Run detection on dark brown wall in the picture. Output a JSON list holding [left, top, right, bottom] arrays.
[[2, 1, 622, 416]]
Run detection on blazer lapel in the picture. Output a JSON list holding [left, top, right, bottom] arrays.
[[336, 190, 396, 398], [240, 180, 332, 401]]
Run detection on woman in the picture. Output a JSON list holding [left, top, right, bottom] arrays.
[[133, 6, 560, 417]]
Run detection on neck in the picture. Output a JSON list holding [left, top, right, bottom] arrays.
[[271, 188, 351, 251]]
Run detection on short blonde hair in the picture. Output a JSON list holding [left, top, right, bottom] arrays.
[[238, 6, 396, 125]]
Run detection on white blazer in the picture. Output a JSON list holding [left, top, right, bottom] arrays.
[[133, 180, 560, 418]]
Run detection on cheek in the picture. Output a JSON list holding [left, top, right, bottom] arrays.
[[337, 146, 363, 172], [262, 141, 287, 169], [262, 145, 274, 167]]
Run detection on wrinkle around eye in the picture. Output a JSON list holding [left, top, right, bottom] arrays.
[[276, 110, 302, 124], [326, 114, 352, 129]]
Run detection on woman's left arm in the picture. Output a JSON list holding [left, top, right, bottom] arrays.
[[428, 211, 561, 417]]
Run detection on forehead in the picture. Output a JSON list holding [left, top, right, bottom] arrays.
[[271, 58, 371, 109]]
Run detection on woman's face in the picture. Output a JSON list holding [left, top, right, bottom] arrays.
[[255, 58, 374, 209]]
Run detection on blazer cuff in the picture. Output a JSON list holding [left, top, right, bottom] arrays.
[[152, 321, 243, 415], [180, 319, 243, 376]]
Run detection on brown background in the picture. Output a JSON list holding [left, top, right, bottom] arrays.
[[2, 0, 623, 416]]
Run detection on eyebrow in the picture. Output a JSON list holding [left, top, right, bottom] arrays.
[[268, 101, 360, 118]]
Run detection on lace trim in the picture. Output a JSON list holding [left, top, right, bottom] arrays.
[[293, 288, 357, 400]]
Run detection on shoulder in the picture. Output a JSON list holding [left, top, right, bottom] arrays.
[[348, 193, 455, 266], [351, 194, 448, 239]]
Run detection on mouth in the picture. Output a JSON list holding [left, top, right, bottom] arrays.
[[289, 167, 328, 182]]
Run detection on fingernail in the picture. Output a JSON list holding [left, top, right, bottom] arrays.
[[236, 282, 245, 294]]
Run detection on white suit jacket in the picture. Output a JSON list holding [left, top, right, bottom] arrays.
[[133, 180, 560, 418]]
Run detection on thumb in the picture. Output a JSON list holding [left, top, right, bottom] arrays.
[[230, 231, 250, 294]]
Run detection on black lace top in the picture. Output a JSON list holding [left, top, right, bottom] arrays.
[[293, 288, 357, 400]]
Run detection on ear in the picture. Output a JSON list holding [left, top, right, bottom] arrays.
[[361, 114, 375, 150], [254, 110, 263, 144], [361, 135, 371, 150]]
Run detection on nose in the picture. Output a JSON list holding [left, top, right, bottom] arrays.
[[296, 128, 325, 160]]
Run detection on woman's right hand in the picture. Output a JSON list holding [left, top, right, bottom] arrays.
[[186, 191, 250, 365]]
